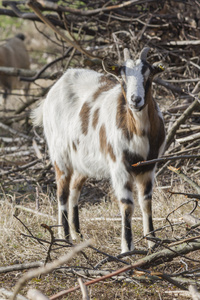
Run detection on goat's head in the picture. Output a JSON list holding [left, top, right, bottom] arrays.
[[103, 47, 165, 112]]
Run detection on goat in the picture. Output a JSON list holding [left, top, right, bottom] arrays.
[[32, 47, 166, 253], [0, 33, 30, 103]]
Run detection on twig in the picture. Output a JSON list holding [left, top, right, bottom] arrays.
[[0, 262, 43, 274], [20, 47, 73, 82], [0, 159, 40, 176], [78, 278, 89, 300], [132, 155, 200, 168], [168, 191, 200, 200], [41, 224, 55, 264], [176, 132, 200, 144], [13, 215, 44, 246], [14, 205, 56, 219], [165, 198, 197, 230], [0, 122, 31, 140]]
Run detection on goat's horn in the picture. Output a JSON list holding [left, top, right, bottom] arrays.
[[140, 47, 150, 61], [124, 48, 130, 61]]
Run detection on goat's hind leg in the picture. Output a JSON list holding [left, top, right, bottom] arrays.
[[55, 163, 71, 240], [68, 171, 86, 241]]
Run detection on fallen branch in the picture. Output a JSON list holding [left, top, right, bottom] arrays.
[[49, 238, 200, 299], [27, 289, 49, 300], [0, 262, 44, 274], [189, 285, 200, 300]]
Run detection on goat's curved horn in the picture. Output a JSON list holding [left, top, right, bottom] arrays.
[[124, 48, 130, 61], [140, 47, 150, 61]]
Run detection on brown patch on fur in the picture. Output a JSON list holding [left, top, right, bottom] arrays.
[[99, 124, 107, 153], [145, 85, 166, 160], [71, 174, 86, 191], [54, 162, 71, 202], [99, 124, 116, 162], [93, 77, 116, 101], [92, 108, 100, 130], [107, 142, 116, 162], [72, 141, 77, 151], [116, 94, 144, 140], [79, 102, 91, 135]]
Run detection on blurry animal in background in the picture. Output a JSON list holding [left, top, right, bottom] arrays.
[[0, 33, 30, 106]]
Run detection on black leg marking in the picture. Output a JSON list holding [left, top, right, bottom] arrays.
[[144, 194, 152, 200], [59, 189, 69, 206], [121, 198, 133, 205], [73, 205, 81, 234], [144, 180, 152, 196], [148, 215, 155, 236], [125, 210, 132, 250], [62, 210, 70, 240]]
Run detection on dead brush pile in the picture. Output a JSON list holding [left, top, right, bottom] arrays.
[[0, 0, 200, 299]]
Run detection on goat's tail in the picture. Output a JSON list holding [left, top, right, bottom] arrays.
[[31, 101, 44, 127]]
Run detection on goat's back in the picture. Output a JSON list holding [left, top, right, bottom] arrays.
[[0, 35, 30, 91], [41, 68, 122, 178]]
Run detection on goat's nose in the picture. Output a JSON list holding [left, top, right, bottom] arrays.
[[131, 95, 142, 104]]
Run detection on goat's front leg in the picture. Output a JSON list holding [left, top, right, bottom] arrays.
[[55, 163, 71, 240], [136, 172, 155, 248], [112, 173, 134, 253]]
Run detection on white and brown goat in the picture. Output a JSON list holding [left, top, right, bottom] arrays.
[[0, 33, 30, 102], [32, 47, 166, 253]]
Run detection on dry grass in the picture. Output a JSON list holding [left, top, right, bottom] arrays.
[[0, 175, 199, 299]]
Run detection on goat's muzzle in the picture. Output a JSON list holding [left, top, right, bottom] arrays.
[[130, 95, 144, 111]]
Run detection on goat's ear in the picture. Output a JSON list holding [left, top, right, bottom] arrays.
[[102, 58, 121, 76], [152, 62, 165, 76]]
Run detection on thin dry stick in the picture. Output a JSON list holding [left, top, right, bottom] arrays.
[[0, 159, 40, 177], [36, 0, 150, 16], [0, 262, 44, 274], [11, 240, 92, 300], [41, 224, 55, 264], [132, 154, 200, 168], [78, 278, 89, 300]]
